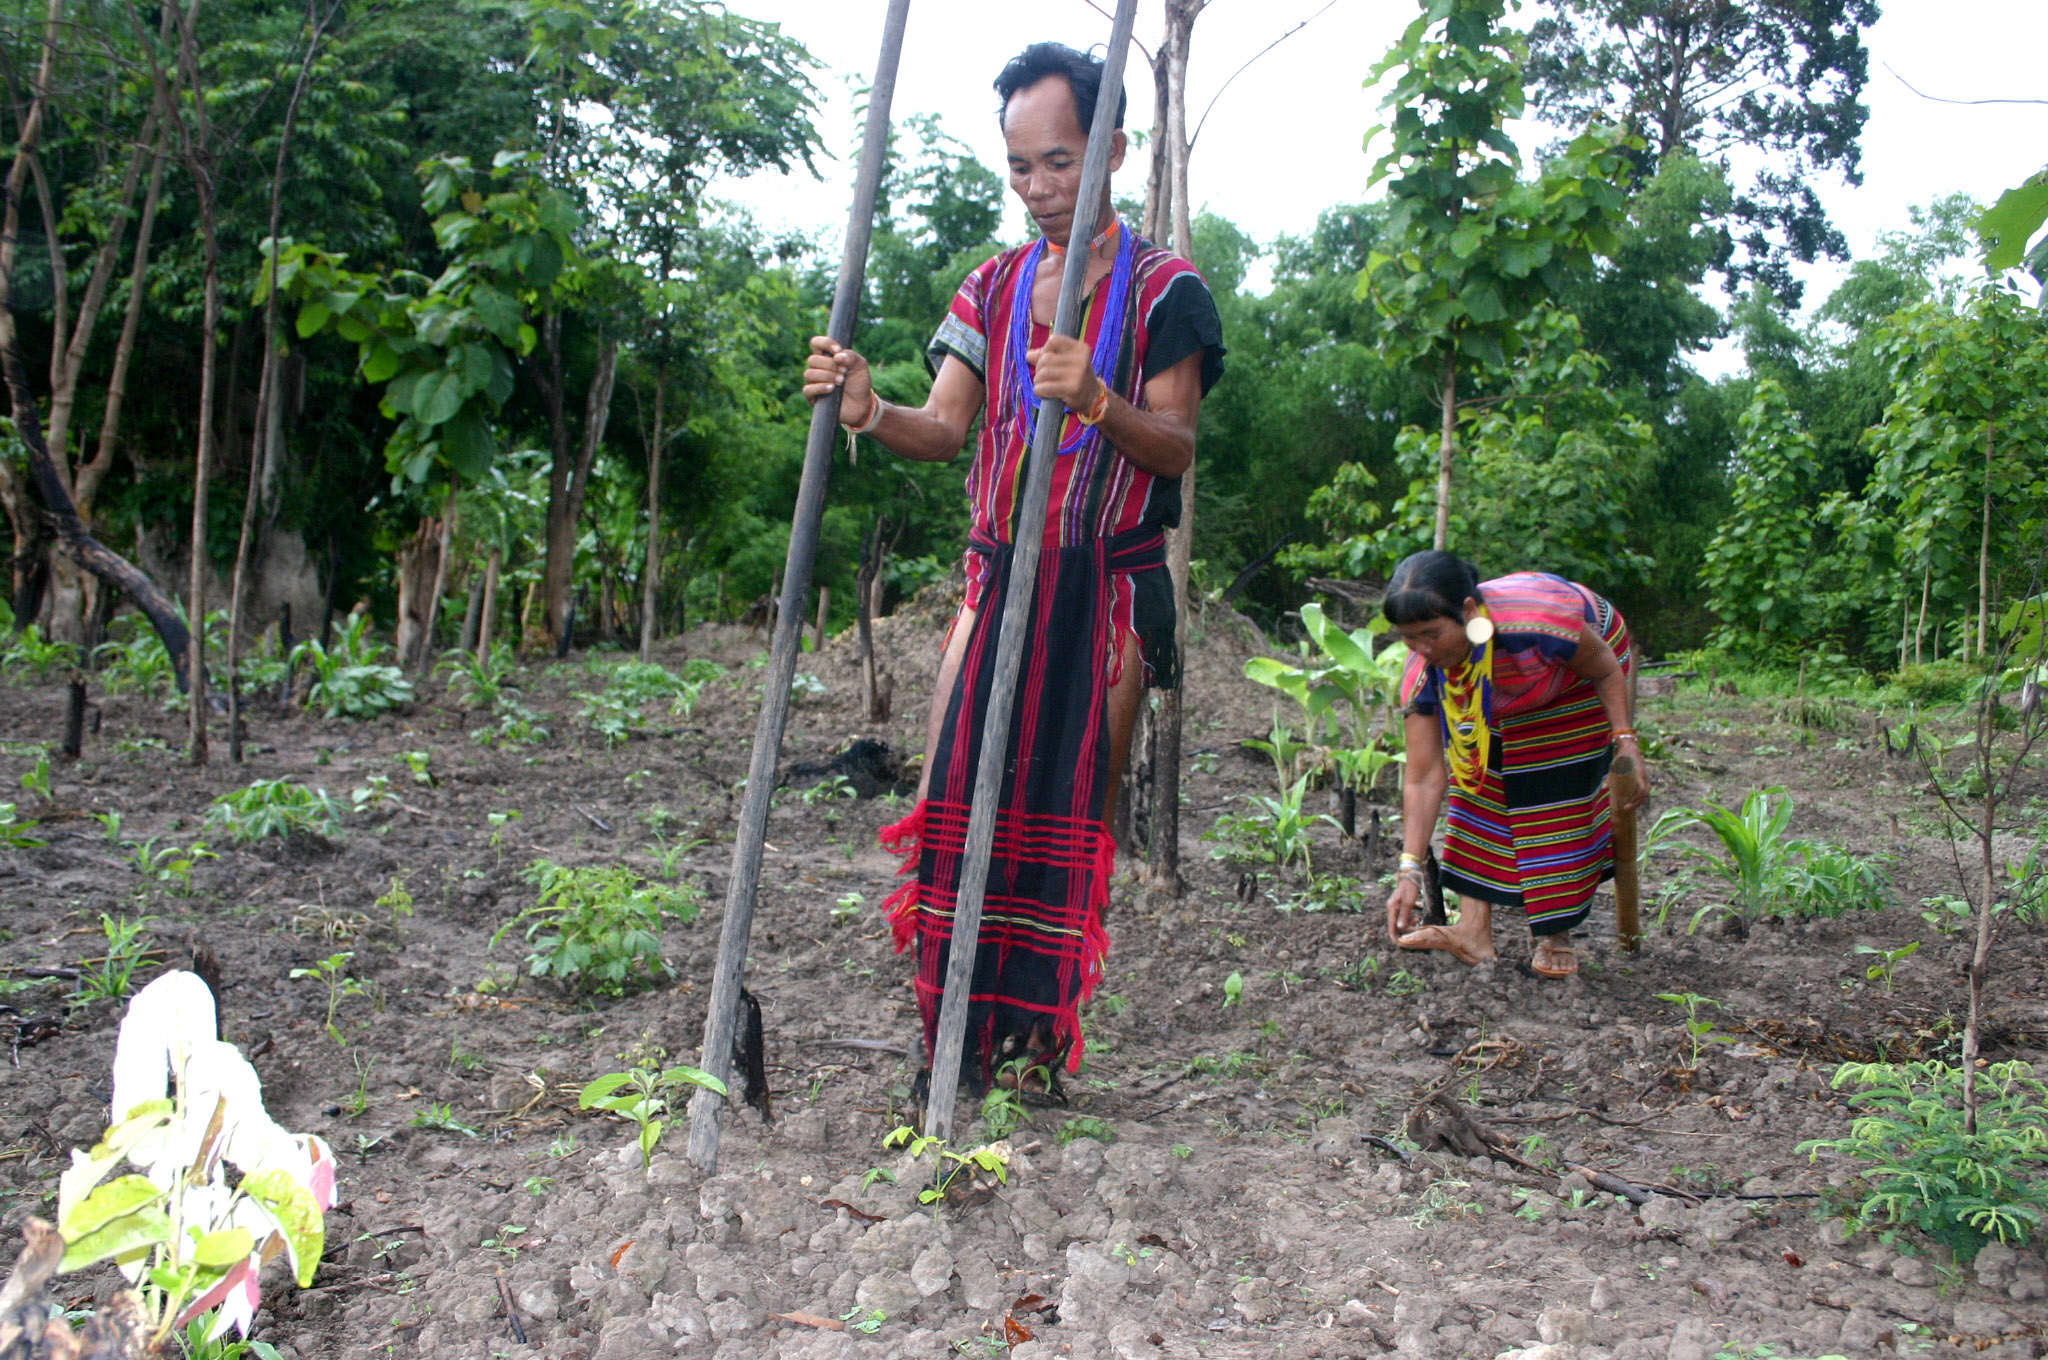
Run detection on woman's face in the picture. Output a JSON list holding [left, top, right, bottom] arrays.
[[1395, 598, 1478, 669]]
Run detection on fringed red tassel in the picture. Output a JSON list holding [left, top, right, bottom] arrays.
[[878, 803, 926, 955], [1056, 826, 1118, 1073]]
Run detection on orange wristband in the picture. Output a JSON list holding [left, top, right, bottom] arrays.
[[1074, 381, 1111, 427]]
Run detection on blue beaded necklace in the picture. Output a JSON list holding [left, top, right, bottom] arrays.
[[1004, 220, 1136, 461]]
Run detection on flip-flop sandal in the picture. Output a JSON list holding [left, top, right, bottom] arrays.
[[1528, 944, 1578, 979], [1396, 924, 1493, 967]]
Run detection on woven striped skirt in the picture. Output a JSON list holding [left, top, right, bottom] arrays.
[[1440, 602, 1632, 937]]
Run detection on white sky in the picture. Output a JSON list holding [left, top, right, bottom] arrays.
[[720, 2, 2048, 379]]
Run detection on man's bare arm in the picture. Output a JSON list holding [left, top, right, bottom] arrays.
[[802, 339, 982, 463]]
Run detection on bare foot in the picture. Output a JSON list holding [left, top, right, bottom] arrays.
[[1530, 937, 1578, 979], [1396, 923, 1497, 966]]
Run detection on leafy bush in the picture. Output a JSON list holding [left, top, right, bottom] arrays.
[[471, 696, 552, 747], [1647, 787, 1889, 932], [94, 622, 178, 699], [290, 614, 413, 718], [2, 622, 79, 680], [1891, 659, 1980, 706], [1798, 1060, 2048, 1261], [437, 642, 517, 709], [205, 778, 345, 842], [574, 659, 720, 747], [1205, 777, 1338, 876], [491, 861, 701, 996]]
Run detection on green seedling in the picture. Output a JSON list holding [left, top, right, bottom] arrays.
[[93, 810, 124, 843], [410, 1102, 479, 1137], [0, 802, 44, 849], [881, 1126, 1011, 1206], [289, 952, 367, 1045], [578, 1063, 728, 1166], [801, 775, 856, 805], [376, 876, 415, 928], [839, 1308, 886, 1335], [1222, 970, 1244, 1007], [492, 860, 698, 997], [75, 913, 158, 1004], [20, 754, 53, 802], [1655, 991, 1734, 1069], [480, 1224, 526, 1258], [398, 750, 434, 786], [1854, 941, 1920, 994], [831, 892, 864, 924], [1058, 1116, 1117, 1146], [978, 1077, 1029, 1142], [343, 1053, 375, 1118], [524, 1175, 555, 1198]]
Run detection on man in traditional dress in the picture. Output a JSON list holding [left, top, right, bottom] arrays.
[[800, 42, 1225, 1096]]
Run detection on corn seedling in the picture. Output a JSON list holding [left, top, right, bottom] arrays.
[[75, 914, 158, 1004], [0, 802, 45, 849]]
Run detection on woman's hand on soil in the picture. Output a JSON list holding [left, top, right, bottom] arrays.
[[1386, 876, 1421, 944], [803, 336, 874, 425]]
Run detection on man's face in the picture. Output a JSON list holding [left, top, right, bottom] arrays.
[[1002, 75, 1125, 247]]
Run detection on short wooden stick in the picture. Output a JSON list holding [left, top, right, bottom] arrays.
[[1610, 752, 1641, 952]]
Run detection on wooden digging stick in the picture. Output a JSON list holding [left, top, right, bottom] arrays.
[[1610, 752, 1642, 953], [684, 0, 913, 1174], [920, 0, 1140, 1144]]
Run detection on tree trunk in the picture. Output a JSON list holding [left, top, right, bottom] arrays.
[[813, 584, 830, 654], [412, 479, 458, 673], [226, 5, 327, 759], [639, 372, 665, 663], [394, 516, 440, 668], [459, 570, 483, 654], [1147, 0, 1202, 897], [477, 547, 502, 659], [1434, 352, 1457, 551], [538, 330, 619, 653], [1978, 421, 1994, 662]]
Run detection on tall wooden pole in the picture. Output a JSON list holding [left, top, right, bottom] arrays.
[[921, 0, 1140, 1143], [685, 0, 913, 1173]]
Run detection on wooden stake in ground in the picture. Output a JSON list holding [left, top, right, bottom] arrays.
[[684, 0, 913, 1175], [1609, 751, 1641, 952], [921, 0, 1140, 1144]]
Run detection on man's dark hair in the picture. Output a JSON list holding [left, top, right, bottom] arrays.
[[1383, 551, 1484, 626], [994, 42, 1126, 132]]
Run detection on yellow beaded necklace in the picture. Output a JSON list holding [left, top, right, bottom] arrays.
[[1439, 611, 1494, 796]]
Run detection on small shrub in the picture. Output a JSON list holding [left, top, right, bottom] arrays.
[[1798, 1060, 2048, 1261], [1892, 659, 1980, 706], [1, 623, 79, 680], [205, 778, 344, 843], [437, 642, 516, 709], [94, 623, 177, 700], [290, 614, 413, 718], [491, 860, 700, 996]]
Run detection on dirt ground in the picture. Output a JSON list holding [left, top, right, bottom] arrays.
[[1, 597, 2044, 1360]]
